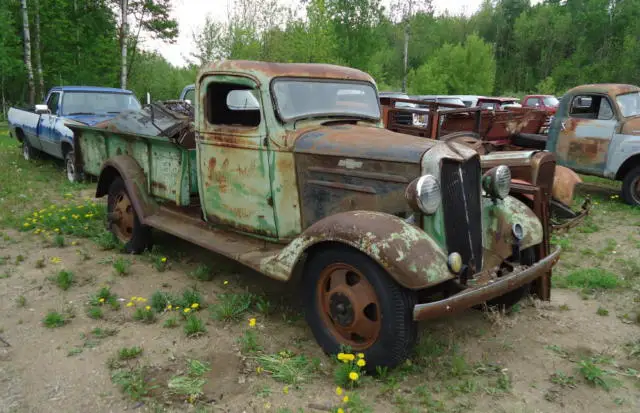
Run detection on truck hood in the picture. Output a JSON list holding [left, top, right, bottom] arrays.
[[64, 113, 118, 126], [293, 123, 437, 163], [621, 116, 640, 135]]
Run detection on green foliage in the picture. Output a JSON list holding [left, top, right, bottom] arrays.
[[52, 270, 74, 290], [118, 346, 143, 361], [111, 367, 155, 401], [133, 307, 155, 324], [42, 310, 67, 328], [210, 293, 254, 322], [189, 264, 214, 281], [167, 360, 210, 402], [578, 359, 620, 391], [112, 257, 131, 276], [238, 329, 262, 353], [183, 314, 206, 337], [256, 352, 317, 385], [554, 268, 620, 290]]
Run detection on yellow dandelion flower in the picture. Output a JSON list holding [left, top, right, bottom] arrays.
[[335, 386, 343, 396], [191, 303, 199, 309], [23, 222, 30, 227], [249, 318, 257, 327], [348, 372, 359, 381], [357, 359, 366, 367], [54, 228, 60, 233], [337, 352, 346, 361], [166, 304, 172, 310], [32, 212, 38, 217], [256, 366, 264, 374], [175, 306, 180, 310], [61, 216, 67, 220], [337, 409, 344, 413], [223, 280, 229, 285], [357, 353, 365, 359], [282, 386, 289, 394], [344, 353, 355, 361], [71, 241, 77, 246], [137, 297, 146, 302], [126, 302, 134, 307], [184, 308, 191, 313], [343, 395, 349, 403], [161, 257, 167, 263], [84, 214, 90, 218], [131, 296, 137, 301], [50, 257, 61, 263], [98, 298, 105, 303], [145, 305, 151, 311]]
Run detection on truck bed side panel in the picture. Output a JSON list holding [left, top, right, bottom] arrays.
[[8, 108, 43, 150], [76, 127, 192, 206]]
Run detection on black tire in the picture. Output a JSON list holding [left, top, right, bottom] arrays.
[[621, 166, 640, 206], [22, 140, 36, 161], [484, 248, 536, 311], [64, 150, 84, 183], [302, 246, 417, 370], [107, 177, 152, 253]]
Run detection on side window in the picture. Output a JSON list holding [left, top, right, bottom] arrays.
[[569, 95, 611, 120], [47, 93, 60, 114], [529, 98, 541, 107], [206, 82, 261, 127]]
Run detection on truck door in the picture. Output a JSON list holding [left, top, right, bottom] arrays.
[[554, 94, 616, 176], [196, 75, 278, 238], [39, 91, 62, 157]]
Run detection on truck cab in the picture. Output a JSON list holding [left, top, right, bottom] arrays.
[[72, 60, 560, 368], [547, 84, 640, 205]]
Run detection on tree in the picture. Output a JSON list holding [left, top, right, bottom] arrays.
[[34, 0, 44, 100], [120, 0, 128, 89], [20, 0, 35, 105]]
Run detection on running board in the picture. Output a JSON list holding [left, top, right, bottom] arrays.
[[143, 207, 283, 278]]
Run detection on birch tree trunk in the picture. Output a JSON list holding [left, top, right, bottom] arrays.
[[20, 0, 35, 105], [120, 0, 128, 89], [34, 0, 45, 100]]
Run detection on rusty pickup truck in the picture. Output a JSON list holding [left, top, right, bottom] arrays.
[[548, 84, 640, 205], [68, 60, 560, 368]]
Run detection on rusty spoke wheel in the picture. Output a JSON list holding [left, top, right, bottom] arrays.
[[318, 264, 381, 348], [107, 177, 152, 253], [303, 247, 417, 370]]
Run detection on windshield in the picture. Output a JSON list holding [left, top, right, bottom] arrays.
[[272, 79, 380, 122], [440, 98, 464, 106], [543, 96, 559, 106], [62, 92, 141, 115], [616, 92, 640, 117]]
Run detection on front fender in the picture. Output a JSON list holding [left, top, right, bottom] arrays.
[[482, 195, 543, 268], [260, 211, 453, 290], [95, 155, 158, 222]]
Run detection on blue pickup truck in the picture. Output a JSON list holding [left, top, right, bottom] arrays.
[[8, 86, 141, 182]]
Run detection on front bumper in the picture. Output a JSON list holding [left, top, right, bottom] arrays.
[[413, 247, 561, 321]]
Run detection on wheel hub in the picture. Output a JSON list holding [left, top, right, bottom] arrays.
[[329, 293, 354, 326]]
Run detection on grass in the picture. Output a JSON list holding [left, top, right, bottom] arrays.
[[15, 295, 26, 307], [89, 287, 120, 310], [87, 306, 104, 319], [578, 359, 620, 391], [210, 292, 254, 322], [596, 307, 609, 316], [118, 346, 143, 360], [256, 352, 317, 386], [51, 269, 74, 290], [167, 359, 211, 402], [554, 268, 619, 289], [133, 307, 156, 323], [238, 329, 262, 353], [163, 316, 178, 328], [183, 314, 206, 337], [113, 257, 132, 276], [42, 310, 68, 328], [550, 371, 577, 388], [189, 264, 214, 281], [111, 367, 155, 401], [150, 288, 203, 313], [91, 327, 118, 339]]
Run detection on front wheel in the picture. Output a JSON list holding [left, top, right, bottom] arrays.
[[302, 246, 417, 369], [65, 150, 83, 183], [107, 177, 152, 253], [621, 166, 640, 206]]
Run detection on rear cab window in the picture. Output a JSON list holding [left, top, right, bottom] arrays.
[[569, 95, 614, 120]]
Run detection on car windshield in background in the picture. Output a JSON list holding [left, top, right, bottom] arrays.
[[183, 88, 195, 103], [62, 92, 141, 115], [272, 79, 380, 122], [616, 92, 640, 118], [543, 96, 559, 106]]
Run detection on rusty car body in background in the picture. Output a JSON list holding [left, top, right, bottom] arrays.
[[379, 96, 590, 229], [67, 60, 560, 368], [547, 83, 640, 205]]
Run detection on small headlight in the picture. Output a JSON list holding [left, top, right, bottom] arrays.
[[405, 174, 441, 215], [448, 252, 462, 274], [482, 165, 511, 200]]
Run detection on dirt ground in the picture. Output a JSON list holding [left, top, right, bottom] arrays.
[[0, 130, 639, 413]]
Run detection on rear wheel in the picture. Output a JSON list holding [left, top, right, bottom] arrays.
[[621, 166, 640, 206], [65, 150, 83, 183], [107, 177, 152, 253], [303, 246, 417, 369], [22, 141, 36, 161]]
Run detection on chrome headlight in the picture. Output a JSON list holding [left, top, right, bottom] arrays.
[[405, 174, 441, 215], [412, 113, 427, 126], [482, 165, 511, 200]]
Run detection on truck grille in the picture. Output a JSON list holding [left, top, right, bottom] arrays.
[[440, 156, 483, 273], [393, 111, 413, 126]]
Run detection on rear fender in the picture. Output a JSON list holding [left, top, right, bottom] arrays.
[[95, 155, 158, 222], [260, 211, 453, 290]]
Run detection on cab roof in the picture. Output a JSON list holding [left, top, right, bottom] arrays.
[[566, 83, 640, 98], [198, 60, 375, 85]]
